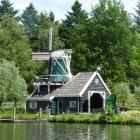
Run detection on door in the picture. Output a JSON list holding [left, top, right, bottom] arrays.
[[58, 101, 63, 114], [51, 101, 57, 115], [90, 93, 103, 109], [106, 94, 116, 109]]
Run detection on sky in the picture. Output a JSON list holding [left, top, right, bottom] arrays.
[[3, 0, 139, 21]]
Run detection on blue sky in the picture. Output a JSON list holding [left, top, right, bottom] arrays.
[[5, 0, 139, 21]]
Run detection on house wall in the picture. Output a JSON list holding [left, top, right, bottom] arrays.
[[80, 75, 110, 112], [26, 101, 49, 113], [54, 97, 79, 113]]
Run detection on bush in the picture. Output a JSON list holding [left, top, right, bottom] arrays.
[[0, 106, 25, 114], [100, 106, 115, 123], [15, 106, 25, 114]]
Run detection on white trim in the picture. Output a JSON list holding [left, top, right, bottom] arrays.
[[26, 88, 37, 100], [96, 72, 111, 95], [29, 101, 37, 109], [49, 96, 54, 101], [79, 72, 96, 97], [88, 91, 106, 113], [79, 71, 111, 97], [69, 101, 76, 108], [58, 101, 63, 114]]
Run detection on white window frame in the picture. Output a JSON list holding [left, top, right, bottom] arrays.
[[69, 101, 76, 108], [29, 101, 37, 109]]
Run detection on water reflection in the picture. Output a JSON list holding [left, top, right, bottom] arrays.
[[0, 122, 139, 140]]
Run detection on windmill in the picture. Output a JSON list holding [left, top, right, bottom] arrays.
[[32, 27, 73, 86]]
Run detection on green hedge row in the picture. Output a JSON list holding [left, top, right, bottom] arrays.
[[0, 106, 25, 114]]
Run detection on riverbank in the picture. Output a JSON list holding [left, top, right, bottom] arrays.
[[0, 111, 140, 125], [49, 111, 140, 125]]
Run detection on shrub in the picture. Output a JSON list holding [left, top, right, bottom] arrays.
[[100, 106, 115, 123], [0, 106, 25, 114]]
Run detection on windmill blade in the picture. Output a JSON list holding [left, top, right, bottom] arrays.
[[49, 27, 53, 51], [32, 52, 51, 60]]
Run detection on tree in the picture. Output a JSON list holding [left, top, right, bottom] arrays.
[[86, 0, 134, 85], [49, 11, 55, 22], [0, 15, 37, 92], [59, 0, 88, 49], [114, 82, 131, 107], [0, 60, 27, 106], [0, 0, 19, 19], [134, 0, 140, 32], [21, 3, 39, 41], [71, 43, 92, 74]]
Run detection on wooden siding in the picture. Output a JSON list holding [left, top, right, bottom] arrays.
[[54, 97, 79, 113], [26, 101, 49, 113], [80, 75, 110, 112]]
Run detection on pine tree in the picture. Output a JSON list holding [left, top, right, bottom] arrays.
[[0, 0, 18, 19], [134, 0, 140, 32], [21, 3, 39, 39], [59, 0, 88, 48]]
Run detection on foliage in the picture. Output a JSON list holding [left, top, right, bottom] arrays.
[[17, 114, 38, 120], [0, 0, 19, 19], [59, 0, 88, 49], [0, 15, 37, 92], [134, 86, 140, 106], [49, 113, 102, 123], [49, 11, 55, 22], [21, 3, 39, 40], [88, 0, 134, 84], [0, 106, 25, 114], [49, 111, 140, 124], [113, 82, 131, 107], [0, 60, 27, 105], [71, 43, 92, 74], [100, 105, 115, 123], [134, 0, 140, 32]]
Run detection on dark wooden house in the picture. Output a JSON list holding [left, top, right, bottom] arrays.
[[26, 30, 116, 114], [26, 71, 116, 114]]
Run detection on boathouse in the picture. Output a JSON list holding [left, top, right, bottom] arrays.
[[26, 70, 116, 114], [26, 28, 116, 114]]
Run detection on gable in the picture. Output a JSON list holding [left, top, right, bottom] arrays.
[[79, 72, 111, 98]]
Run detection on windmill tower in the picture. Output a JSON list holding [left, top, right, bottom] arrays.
[[32, 27, 73, 86]]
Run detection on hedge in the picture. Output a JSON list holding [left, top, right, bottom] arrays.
[[0, 106, 25, 114]]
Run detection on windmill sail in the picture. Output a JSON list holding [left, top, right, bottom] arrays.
[[32, 27, 73, 84], [49, 27, 53, 51]]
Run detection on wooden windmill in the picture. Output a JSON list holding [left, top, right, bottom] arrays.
[[32, 28, 73, 86]]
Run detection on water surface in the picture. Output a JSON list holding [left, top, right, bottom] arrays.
[[0, 122, 139, 140]]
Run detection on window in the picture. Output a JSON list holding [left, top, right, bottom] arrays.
[[69, 101, 76, 108], [29, 101, 37, 109], [95, 78, 99, 84]]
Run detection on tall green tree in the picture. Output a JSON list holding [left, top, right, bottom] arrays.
[[59, 0, 88, 49], [87, 0, 134, 85], [21, 3, 39, 42], [0, 60, 27, 106], [0, 0, 18, 19], [0, 15, 36, 92], [49, 11, 55, 22], [114, 82, 131, 107]]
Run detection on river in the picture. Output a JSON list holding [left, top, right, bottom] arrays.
[[0, 122, 139, 140]]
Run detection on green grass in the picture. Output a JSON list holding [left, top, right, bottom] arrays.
[[0, 113, 49, 120], [0, 113, 13, 119], [0, 110, 139, 124]]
